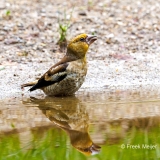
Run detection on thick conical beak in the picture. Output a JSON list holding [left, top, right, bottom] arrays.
[[86, 35, 97, 45], [90, 143, 101, 155]]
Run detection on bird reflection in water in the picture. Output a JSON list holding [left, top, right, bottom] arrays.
[[27, 96, 101, 155]]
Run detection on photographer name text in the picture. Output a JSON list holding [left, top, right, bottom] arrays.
[[121, 144, 157, 149]]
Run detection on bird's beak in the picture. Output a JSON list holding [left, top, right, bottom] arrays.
[[86, 35, 97, 45], [77, 143, 101, 156], [90, 143, 101, 155]]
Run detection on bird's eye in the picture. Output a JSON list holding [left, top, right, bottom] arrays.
[[80, 37, 85, 41]]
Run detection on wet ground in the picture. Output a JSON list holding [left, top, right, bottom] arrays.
[[1, 0, 160, 99], [1, 90, 160, 159]]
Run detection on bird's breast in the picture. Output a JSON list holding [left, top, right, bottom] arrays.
[[68, 59, 87, 74]]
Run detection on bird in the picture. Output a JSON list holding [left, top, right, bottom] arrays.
[[21, 33, 97, 96]]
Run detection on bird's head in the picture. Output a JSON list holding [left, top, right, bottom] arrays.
[[67, 33, 97, 59]]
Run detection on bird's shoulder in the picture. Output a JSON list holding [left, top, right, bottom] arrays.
[[43, 62, 68, 81], [43, 57, 87, 80], [40, 55, 70, 81]]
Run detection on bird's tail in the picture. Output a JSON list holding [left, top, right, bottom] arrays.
[[21, 80, 38, 91], [29, 83, 39, 91]]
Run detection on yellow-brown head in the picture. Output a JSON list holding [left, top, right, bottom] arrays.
[[67, 33, 97, 59]]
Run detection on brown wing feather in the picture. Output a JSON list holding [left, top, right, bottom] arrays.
[[44, 63, 68, 81], [22, 55, 74, 91], [29, 62, 69, 91]]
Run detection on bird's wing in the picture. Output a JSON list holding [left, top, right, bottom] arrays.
[[29, 63, 68, 91]]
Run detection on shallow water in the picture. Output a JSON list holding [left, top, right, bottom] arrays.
[[0, 90, 160, 159]]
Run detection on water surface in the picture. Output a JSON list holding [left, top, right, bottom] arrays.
[[0, 89, 160, 159]]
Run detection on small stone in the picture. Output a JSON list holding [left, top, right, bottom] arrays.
[[106, 38, 112, 44], [4, 37, 23, 45], [76, 26, 83, 30], [30, 32, 39, 37], [16, 51, 28, 56], [0, 65, 5, 70], [0, 36, 4, 41], [79, 11, 87, 16]]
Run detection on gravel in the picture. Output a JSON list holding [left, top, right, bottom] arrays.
[[1, 0, 160, 99]]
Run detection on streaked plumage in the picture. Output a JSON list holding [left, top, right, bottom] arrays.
[[21, 33, 97, 96]]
